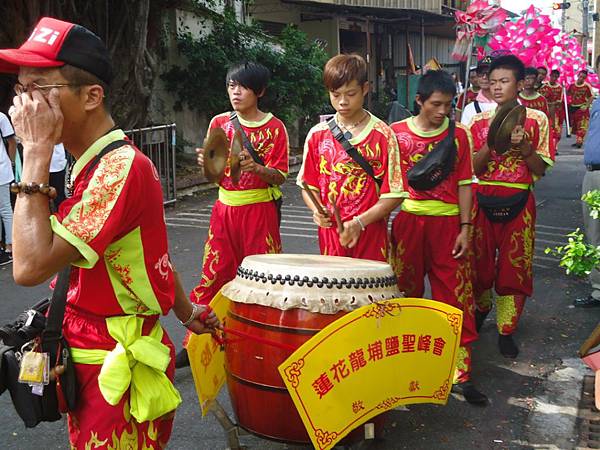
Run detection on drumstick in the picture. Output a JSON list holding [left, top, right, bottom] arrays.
[[328, 192, 344, 234], [301, 182, 327, 216]]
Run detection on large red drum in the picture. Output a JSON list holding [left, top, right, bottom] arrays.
[[221, 254, 400, 444]]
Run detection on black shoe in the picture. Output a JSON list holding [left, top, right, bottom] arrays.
[[498, 334, 519, 358], [451, 381, 488, 405], [0, 251, 12, 266], [175, 348, 190, 369], [573, 295, 600, 308], [572, 142, 579, 147], [475, 310, 489, 332]]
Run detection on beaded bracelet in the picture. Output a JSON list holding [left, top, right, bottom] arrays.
[[10, 182, 57, 199]]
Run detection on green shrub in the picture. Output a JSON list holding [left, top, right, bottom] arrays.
[[162, 9, 329, 131]]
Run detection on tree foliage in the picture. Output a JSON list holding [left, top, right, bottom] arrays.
[[162, 8, 329, 131], [0, 0, 173, 127]]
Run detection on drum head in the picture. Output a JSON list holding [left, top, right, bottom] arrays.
[[222, 254, 401, 314]]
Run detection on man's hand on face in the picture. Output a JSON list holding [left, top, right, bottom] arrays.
[[10, 88, 63, 163]]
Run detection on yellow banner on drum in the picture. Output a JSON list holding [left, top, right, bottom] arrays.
[[278, 298, 462, 450], [187, 292, 229, 416]]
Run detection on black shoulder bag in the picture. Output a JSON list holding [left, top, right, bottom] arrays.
[[0, 267, 76, 428], [327, 117, 382, 188], [229, 112, 282, 224], [406, 120, 457, 191], [0, 138, 128, 428]]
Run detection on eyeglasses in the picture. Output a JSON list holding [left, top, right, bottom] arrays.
[[13, 83, 80, 96]]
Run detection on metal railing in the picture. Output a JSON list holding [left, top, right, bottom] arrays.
[[124, 123, 177, 206]]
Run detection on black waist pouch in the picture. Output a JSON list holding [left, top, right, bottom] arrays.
[[407, 121, 456, 191], [476, 190, 530, 223]]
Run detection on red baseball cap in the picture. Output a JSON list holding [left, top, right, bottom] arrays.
[[0, 17, 112, 85]]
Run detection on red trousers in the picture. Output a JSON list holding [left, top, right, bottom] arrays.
[[319, 219, 388, 262], [571, 107, 589, 145], [390, 211, 477, 347], [473, 185, 535, 298], [473, 185, 535, 334], [189, 200, 281, 306], [185, 200, 281, 346]]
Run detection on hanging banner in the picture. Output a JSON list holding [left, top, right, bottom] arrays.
[[187, 292, 229, 415], [278, 298, 462, 450]]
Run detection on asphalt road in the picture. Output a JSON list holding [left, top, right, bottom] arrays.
[[0, 136, 597, 449]]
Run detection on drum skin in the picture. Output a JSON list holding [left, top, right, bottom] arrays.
[[225, 301, 385, 444]]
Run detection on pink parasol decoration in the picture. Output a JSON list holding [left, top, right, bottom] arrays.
[[488, 5, 599, 88], [452, 0, 508, 61]]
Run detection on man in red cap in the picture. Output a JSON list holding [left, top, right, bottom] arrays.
[[2, 17, 217, 449]]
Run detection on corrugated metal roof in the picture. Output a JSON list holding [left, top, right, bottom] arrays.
[[301, 0, 443, 13]]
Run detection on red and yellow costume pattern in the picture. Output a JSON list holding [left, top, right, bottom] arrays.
[[297, 113, 407, 261], [456, 87, 479, 113], [51, 130, 178, 449], [390, 117, 476, 383], [189, 112, 289, 311], [469, 107, 552, 335], [567, 82, 593, 145], [518, 92, 553, 155], [539, 82, 565, 148]]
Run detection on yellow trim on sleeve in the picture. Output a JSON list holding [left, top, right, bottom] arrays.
[[458, 179, 472, 186], [540, 154, 554, 167], [380, 191, 410, 199], [50, 215, 98, 269]]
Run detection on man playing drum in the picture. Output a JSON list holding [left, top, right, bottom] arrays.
[[297, 54, 407, 261], [469, 55, 552, 359], [389, 70, 486, 405], [179, 62, 289, 367]]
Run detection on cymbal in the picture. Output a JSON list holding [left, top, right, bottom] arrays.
[[487, 99, 519, 151], [203, 128, 229, 183], [230, 130, 242, 184], [494, 104, 527, 155]]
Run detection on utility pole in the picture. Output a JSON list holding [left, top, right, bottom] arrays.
[[562, 0, 567, 32], [584, 0, 590, 60]]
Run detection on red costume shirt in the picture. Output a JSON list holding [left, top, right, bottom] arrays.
[[469, 107, 553, 186], [208, 112, 289, 193], [391, 117, 473, 214], [539, 82, 563, 105], [568, 82, 593, 107], [51, 130, 174, 322], [518, 92, 550, 119], [297, 113, 407, 221], [456, 88, 479, 111]]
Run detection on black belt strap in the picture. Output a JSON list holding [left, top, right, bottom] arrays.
[[229, 111, 265, 166]]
